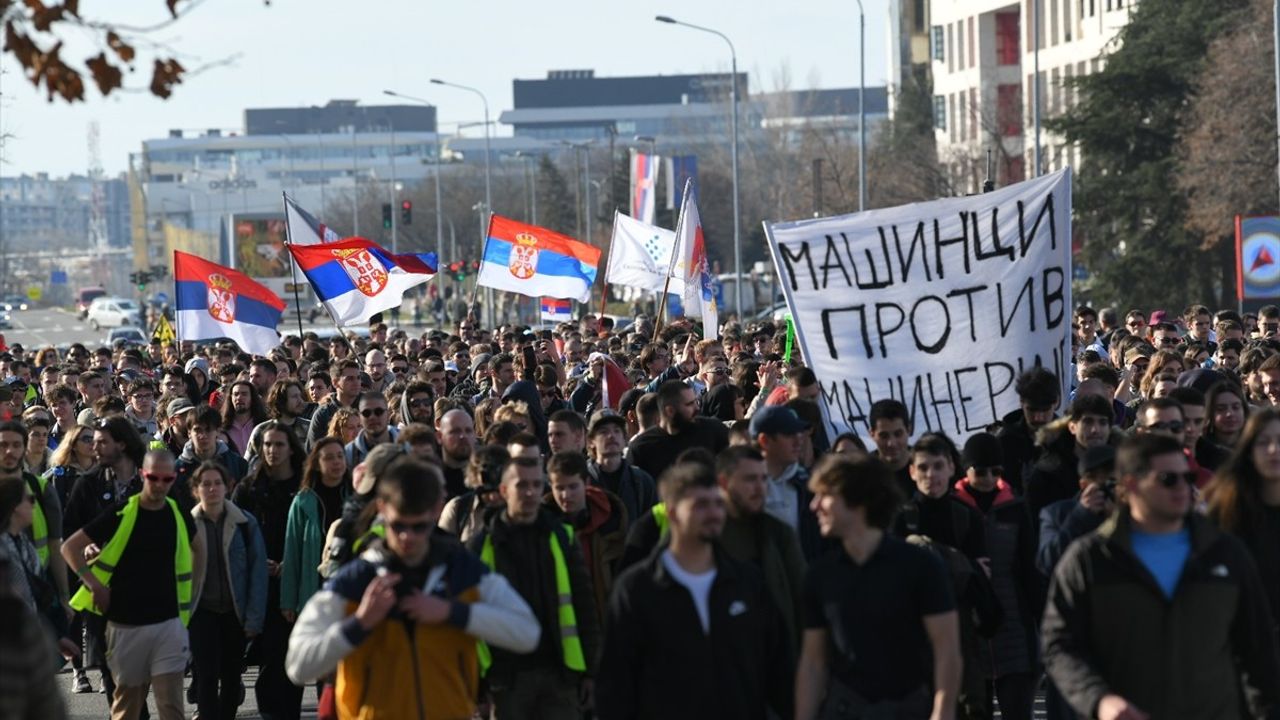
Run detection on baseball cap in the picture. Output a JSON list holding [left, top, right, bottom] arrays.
[[1147, 310, 1168, 327], [588, 409, 627, 437], [1124, 345, 1155, 366], [748, 406, 810, 437], [167, 398, 196, 416]]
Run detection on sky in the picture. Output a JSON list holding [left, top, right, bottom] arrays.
[[0, 0, 890, 178]]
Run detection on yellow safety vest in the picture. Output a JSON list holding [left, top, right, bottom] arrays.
[[476, 524, 586, 674], [69, 494, 195, 626], [651, 502, 668, 538], [27, 474, 49, 567]]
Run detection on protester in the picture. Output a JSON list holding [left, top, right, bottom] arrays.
[[63, 449, 205, 720], [466, 455, 600, 720], [795, 454, 960, 720], [281, 437, 351, 625], [189, 461, 268, 720], [596, 460, 792, 720], [585, 410, 658, 524], [285, 457, 540, 719], [544, 451, 628, 626], [1043, 433, 1280, 719]]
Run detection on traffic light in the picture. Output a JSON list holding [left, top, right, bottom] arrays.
[[401, 200, 413, 225], [449, 261, 465, 282], [131, 270, 150, 292], [470, 260, 481, 274], [381, 203, 393, 229]]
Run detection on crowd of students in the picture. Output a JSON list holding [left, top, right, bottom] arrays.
[[2, 303, 1280, 719]]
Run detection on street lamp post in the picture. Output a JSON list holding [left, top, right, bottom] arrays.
[[656, 15, 742, 319], [383, 89, 447, 312], [432, 78, 495, 327], [856, 0, 866, 212], [1032, 0, 1042, 177]]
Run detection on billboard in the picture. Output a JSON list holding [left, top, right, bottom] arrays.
[[1236, 215, 1280, 312], [226, 212, 314, 324]]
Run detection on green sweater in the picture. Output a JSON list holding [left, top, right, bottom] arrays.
[[280, 488, 345, 613]]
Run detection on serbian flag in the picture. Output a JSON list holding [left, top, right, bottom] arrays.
[[174, 251, 285, 355], [478, 215, 600, 303], [287, 238, 437, 326], [629, 150, 661, 226], [590, 352, 632, 409], [284, 194, 341, 245], [540, 297, 572, 322], [673, 178, 718, 339]]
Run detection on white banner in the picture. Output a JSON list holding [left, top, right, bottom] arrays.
[[605, 212, 684, 295], [764, 168, 1073, 443]]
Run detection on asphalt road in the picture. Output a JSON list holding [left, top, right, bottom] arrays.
[[3, 308, 105, 348], [56, 665, 320, 719]]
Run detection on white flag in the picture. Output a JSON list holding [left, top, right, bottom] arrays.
[[605, 212, 684, 295], [284, 194, 342, 245]]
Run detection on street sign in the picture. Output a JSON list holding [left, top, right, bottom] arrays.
[[25, 286, 41, 301], [154, 292, 170, 306], [50, 271, 67, 285]]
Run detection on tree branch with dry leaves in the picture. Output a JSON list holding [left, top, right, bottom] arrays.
[[1, 0, 254, 102]]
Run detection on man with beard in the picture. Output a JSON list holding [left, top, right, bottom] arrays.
[[307, 360, 361, 450], [997, 368, 1062, 495], [364, 349, 391, 392], [438, 408, 476, 499], [398, 380, 435, 429], [222, 381, 265, 458], [346, 392, 399, 467], [627, 381, 728, 480], [596, 460, 792, 720], [468, 456, 600, 719], [715, 445, 806, 655]]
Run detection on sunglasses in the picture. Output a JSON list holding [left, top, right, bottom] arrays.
[[1144, 421, 1184, 434], [76, 434, 94, 443], [391, 366, 409, 374], [409, 398, 432, 408], [144, 472, 176, 484], [1154, 471, 1196, 488], [361, 407, 387, 418], [388, 520, 432, 535], [709, 368, 731, 375]]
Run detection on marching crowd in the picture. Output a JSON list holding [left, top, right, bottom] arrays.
[[4, 302, 1280, 719]]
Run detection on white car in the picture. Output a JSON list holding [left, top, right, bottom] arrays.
[[86, 297, 141, 330]]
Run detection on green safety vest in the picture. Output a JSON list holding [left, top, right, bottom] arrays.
[[69, 494, 195, 626], [476, 524, 586, 675], [651, 502, 668, 538], [28, 474, 49, 567], [352, 522, 386, 554]]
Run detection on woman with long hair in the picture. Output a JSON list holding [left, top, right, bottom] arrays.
[[1207, 407, 1280, 619], [280, 437, 350, 624], [1138, 350, 1185, 401], [44, 424, 95, 507], [326, 407, 360, 446], [189, 461, 268, 720], [231, 421, 304, 720], [1205, 381, 1250, 452]]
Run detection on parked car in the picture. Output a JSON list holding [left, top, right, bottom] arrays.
[[86, 297, 141, 330], [0, 311, 12, 329], [76, 287, 107, 318], [106, 326, 147, 346]]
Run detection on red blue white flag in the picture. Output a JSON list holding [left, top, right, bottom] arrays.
[[673, 178, 718, 339], [478, 215, 601, 303], [630, 150, 661, 226], [173, 251, 285, 355], [540, 297, 572, 322], [286, 238, 437, 326]]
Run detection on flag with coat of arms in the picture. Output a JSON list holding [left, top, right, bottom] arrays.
[[478, 215, 600, 303], [286, 238, 437, 326], [173, 251, 285, 355]]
